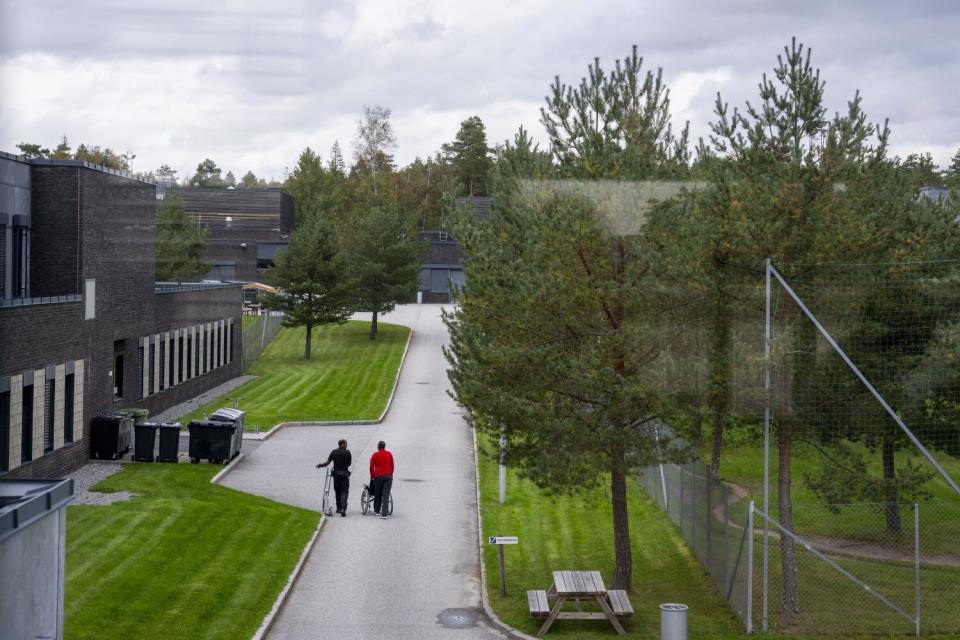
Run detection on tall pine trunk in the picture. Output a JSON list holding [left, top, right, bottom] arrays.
[[304, 324, 313, 360], [882, 431, 902, 535], [370, 310, 379, 340], [709, 294, 732, 480], [777, 416, 799, 615], [610, 445, 632, 590]]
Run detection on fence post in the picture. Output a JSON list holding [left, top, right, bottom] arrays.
[[763, 258, 772, 632], [747, 501, 754, 634], [914, 503, 920, 638], [679, 464, 685, 534], [691, 464, 698, 555]]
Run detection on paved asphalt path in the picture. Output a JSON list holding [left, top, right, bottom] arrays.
[[223, 305, 505, 640]]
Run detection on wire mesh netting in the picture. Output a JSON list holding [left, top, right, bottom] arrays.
[[640, 259, 960, 637], [759, 260, 960, 636], [241, 312, 283, 371]]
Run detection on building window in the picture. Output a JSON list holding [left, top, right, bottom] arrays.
[[0, 391, 9, 472], [229, 322, 234, 362], [187, 336, 193, 378], [113, 340, 125, 399], [64, 374, 74, 443], [11, 227, 29, 297], [216, 325, 221, 367], [0, 224, 6, 299], [167, 336, 177, 387], [21, 384, 33, 463], [159, 340, 166, 390], [43, 378, 55, 452], [148, 342, 155, 394], [203, 328, 208, 372], [137, 346, 144, 399], [178, 335, 185, 383]]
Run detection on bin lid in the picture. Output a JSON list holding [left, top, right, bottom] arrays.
[[158, 422, 182, 429], [660, 603, 689, 611], [210, 408, 245, 421], [189, 420, 229, 428]]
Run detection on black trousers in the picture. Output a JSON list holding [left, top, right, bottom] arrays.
[[333, 474, 349, 512], [373, 475, 393, 515]]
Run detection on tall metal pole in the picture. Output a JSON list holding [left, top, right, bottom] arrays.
[[914, 503, 921, 638], [746, 501, 754, 634], [498, 422, 507, 504], [762, 258, 772, 631]]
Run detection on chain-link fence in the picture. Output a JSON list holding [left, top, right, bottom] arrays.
[[640, 450, 753, 626], [241, 312, 283, 371], [639, 258, 960, 637]]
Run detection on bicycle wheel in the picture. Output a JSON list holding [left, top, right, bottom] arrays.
[[387, 493, 394, 516], [360, 487, 370, 515]]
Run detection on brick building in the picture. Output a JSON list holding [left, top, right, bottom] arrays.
[[167, 187, 295, 283], [0, 152, 242, 479]]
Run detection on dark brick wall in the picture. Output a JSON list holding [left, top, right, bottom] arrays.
[[5, 443, 88, 479], [137, 286, 243, 419], [29, 166, 82, 296]]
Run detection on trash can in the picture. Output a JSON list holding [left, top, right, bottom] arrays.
[[132, 422, 159, 462], [660, 603, 688, 640], [156, 422, 182, 463], [1, 478, 74, 640], [188, 420, 240, 464], [89, 411, 134, 459], [122, 408, 150, 457], [209, 408, 245, 461]]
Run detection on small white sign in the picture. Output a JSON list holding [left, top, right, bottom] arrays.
[[488, 536, 518, 545]]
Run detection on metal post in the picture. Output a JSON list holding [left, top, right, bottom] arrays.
[[655, 426, 669, 509], [914, 503, 920, 638], [763, 258, 772, 631], [746, 501, 754, 633], [706, 472, 713, 574], [498, 422, 506, 504], [498, 543, 507, 596], [691, 464, 697, 556]]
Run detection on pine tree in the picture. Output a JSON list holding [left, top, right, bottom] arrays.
[[224, 170, 237, 188], [189, 159, 225, 187], [348, 206, 422, 339], [155, 195, 208, 281], [261, 218, 354, 359], [442, 116, 493, 195], [945, 148, 960, 189], [328, 141, 346, 177]]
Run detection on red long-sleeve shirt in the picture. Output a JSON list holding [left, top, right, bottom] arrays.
[[370, 449, 395, 478]]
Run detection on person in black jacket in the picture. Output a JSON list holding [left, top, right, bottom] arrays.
[[316, 439, 352, 516]]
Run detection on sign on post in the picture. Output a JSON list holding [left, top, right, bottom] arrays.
[[489, 536, 518, 595]]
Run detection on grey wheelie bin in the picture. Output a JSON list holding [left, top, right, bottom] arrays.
[[89, 411, 134, 459], [156, 422, 182, 463], [132, 422, 159, 462], [209, 408, 245, 460], [188, 419, 240, 464]]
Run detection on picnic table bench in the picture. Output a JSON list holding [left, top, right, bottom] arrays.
[[526, 570, 634, 636]]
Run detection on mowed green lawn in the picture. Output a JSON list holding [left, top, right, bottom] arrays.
[[477, 441, 960, 639], [178, 320, 410, 429], [477, 441, 744, 639], [241, 315, 259, 330], [65, 464, 317, 640]]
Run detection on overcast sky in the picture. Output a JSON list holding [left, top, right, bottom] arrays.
[[1, 0, 959, 182]]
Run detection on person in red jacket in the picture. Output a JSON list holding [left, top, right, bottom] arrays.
[[369, 440, 394, 519]]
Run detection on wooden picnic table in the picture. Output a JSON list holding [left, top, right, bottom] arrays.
[[531, 570, 630, 636]]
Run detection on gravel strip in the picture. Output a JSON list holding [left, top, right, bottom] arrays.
[[68, 461, 139, 505]]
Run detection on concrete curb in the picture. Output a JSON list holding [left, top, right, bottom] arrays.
[[471, 427, 539, 640], [238, 327, 415, 442], [209, 453, 246, 485], [250, 515, 327, 640]]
